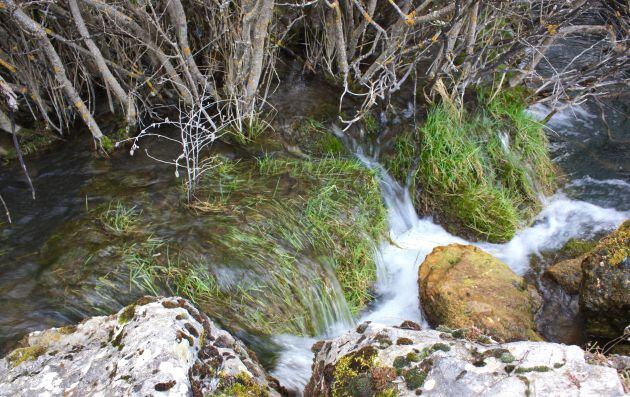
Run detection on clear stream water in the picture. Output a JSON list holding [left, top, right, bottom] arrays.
[[271, 102, 629, 392], [0, 96, 627, 394]]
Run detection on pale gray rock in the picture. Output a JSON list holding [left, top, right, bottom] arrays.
[[0, 297, 281, 397], [305, 321, 626, 397]]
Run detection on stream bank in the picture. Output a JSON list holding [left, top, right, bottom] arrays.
[[0, 75, 628, 394]]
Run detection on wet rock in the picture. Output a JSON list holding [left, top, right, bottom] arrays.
[[0, 297, 281, 397], [544, 256, 584, 295], [418, 244, 541, 342], [305, 322, 626, 396], [581, 220, 630, 342]]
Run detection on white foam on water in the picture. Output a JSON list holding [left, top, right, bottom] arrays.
[[271, 119, 628, 394], [566, 176, 630, 190]]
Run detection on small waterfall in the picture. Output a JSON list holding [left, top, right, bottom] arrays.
[[272, 113, 629, 394]]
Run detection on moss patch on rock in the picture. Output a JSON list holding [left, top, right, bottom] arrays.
[[419, 244, 542, 342], [331, 346, 398, 397], [211, 372, 270, 397], [580, 220, 629, 342], [6, 345, 47, 367]]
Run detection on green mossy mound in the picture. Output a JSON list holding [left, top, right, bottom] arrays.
[[419, 244, 542, 342], [384, 88, 555, 242]]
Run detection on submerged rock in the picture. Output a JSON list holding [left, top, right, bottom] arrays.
[[0, 297, 281, 397], [305, 322, 626, 396], [581, 220, 630, 342], [418, 244, 541, 342]]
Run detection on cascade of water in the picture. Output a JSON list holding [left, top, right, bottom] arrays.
[[271, 110, 629, 394]]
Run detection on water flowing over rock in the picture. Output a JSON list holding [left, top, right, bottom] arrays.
[[305, 322, 626, 396], [418, 244, 541, 342], [0, 297, 282, 397]]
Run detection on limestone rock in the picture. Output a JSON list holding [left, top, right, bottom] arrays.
[[580, 220, 630, 341], [0, 297, 281, 397], [305, 321, 626, 397], [418, 244, 541, 342]]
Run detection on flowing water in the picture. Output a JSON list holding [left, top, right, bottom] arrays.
[[271, 101, 629, 392], [0, 84, 627, 394]]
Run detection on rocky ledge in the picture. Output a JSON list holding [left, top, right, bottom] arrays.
[[0, 296, 282, 397], [305, 321, 626, 396]]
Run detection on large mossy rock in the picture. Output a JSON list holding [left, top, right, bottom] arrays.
[[0, 297, 282, 397], [581, 220, 630, 341], [305, 322, 625, 396], [418, 244, 541, 342]]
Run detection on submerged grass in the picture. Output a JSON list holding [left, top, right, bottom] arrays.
[[99, 201, 139, 234], [388, 87, 555, 242], [120, 152, 387, 335]]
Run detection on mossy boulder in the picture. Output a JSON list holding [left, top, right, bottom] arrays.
[[418, 244, 542, 342], [580, 220, 630, 341]]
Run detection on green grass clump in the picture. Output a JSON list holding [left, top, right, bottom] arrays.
[[384, 130, 417, 186], [123, 155, 387, 335], [99, 201, 139, 234], [298, 117, 346, 155], [412, 89, 555, 242]]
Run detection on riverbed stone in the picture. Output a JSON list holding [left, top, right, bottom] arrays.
[[418, 244, 541, 342], [305, 322, 626, 396], [0, 296, 281, 397], [544, 256, 584, 295], [580, 220, 630, 342]]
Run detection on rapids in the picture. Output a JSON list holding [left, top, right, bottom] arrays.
[[270, 103, 629, 393]]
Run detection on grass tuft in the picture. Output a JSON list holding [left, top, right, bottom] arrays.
[[406, 88, 555, 242], [99, 201, 139, 234], [121, 155, 387, 335]]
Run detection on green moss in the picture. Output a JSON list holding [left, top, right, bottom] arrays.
[[298, 118, 345, 155], [332, 347, 378, 397], [1, 129, 58, 159], [500, 352, 515, 363], [101, 136, 114, 152], [406, 352, 420, 362], [389, 88, 555, 242], [597, 220, 629, 266], [212, 372, 269, 397], [515, 365, 551, 374], [118, 304, 136, 324], [559, 238, 597, 259], [362, 112, 379, 136], [430, 343, 451, 352], [7, 345, 47, 367], [403, 367, 427, 390], [393, 356, 409, 372]]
